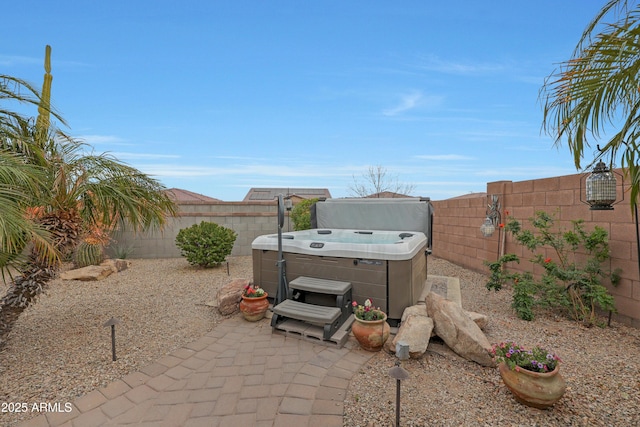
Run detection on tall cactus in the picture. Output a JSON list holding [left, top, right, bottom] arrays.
[[34, 45, 52, 150]]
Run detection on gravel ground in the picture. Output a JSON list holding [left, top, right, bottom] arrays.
[[0, 257, 249, 427], [1, 256, 639, 426], [344, 257, 640, 427]]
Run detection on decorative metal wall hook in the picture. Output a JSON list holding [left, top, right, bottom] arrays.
[[480, 194, 501, 237]]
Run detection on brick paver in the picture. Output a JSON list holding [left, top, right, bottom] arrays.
[[17, 315, 374, 427]]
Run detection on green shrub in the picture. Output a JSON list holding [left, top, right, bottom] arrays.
[[175, 222, 237, 268], [73, 242, 105, 268], [290, 198, 318, 231], [485, 211, 621, 326], [112, 244, 134, 259]]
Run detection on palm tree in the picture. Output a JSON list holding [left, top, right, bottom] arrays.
[[0, 46, 178, 347], [1, 74, 59, 277], [0, 150, 55, 273], [541, 0, 640, 207]]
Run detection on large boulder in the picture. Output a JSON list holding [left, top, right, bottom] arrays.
[[217, 278, 250, 315], [392, 314, 434, 358], [400, 304, 429, 322], [426, 292, 495, 367], [465, 310, 488, 330]]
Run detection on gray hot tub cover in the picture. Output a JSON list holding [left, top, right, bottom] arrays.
[[311, 197, 433, 248]]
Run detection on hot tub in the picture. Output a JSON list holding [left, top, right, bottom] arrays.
[[252, 229, 428, 322]]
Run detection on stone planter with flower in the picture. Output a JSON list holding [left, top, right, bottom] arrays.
[[492, 341, 566, 409], [351, 299, 390, 351]]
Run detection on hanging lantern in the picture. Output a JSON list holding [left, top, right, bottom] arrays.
[[584, 161, 617, 210]]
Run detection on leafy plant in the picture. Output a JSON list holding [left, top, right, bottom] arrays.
[[242, 283, 266, 298], [492, 341, 561, 373], [112, 244, 134, 259], [352, 299, 385, 321], [175, 222, 237, 268], [290, 198, 318, 231], [485, 211, 620, 326]]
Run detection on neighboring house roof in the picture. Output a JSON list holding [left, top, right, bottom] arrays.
[[364, 191, 414, 198], [165, 188, 221, 203], [243, 188, 331, 202]]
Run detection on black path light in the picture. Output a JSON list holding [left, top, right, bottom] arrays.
[[389, 361, 410, 427], [103, 317, 121, 361]]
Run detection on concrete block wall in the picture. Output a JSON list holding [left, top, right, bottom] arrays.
[[430, 170, 640, 328], [109, 201, 289, 259]]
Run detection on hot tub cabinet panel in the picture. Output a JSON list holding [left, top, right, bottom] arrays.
[[252, 229, 429, 321], [252, 245, 427, 321]]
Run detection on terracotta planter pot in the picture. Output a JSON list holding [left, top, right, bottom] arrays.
[[351, 313, 390, 351], [498, 362, 567, 409], [239, 293, 269, 321]]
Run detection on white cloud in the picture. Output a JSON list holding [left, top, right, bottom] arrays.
[[419, 55, 506, 75], [413, 154, 475, 161], [111, 152, 181, 160], [382, 91, 424, 116], [474, 165, 575, 178], [139, 162, 357, 179], [78, 134, 130, 146], [0, 55, 40, 67]]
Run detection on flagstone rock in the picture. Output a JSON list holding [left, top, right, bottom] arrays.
[[217, 278, 250, 315], [101, 259, 131, 272], [392, 314, 434, 358], [426, 291, 495, 367], [60, 265, 114, 281], [400, 304, 429, 322], [465, 310, 488, 330]]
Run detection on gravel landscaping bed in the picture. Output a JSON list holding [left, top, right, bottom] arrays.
[[1, 256, 639, 426], [0, 257, 249, 426], [344, 257, 640, 427]]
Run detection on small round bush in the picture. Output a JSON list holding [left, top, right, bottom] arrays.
[[290, 198, 318, 231], [175, 222, 237, 268]]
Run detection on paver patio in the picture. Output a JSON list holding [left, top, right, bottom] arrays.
[[17, 315, 374, 427]]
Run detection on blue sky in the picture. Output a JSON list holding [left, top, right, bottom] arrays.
[[3, 1, 607, 201]]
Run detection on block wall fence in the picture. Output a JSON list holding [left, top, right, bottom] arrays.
[[113, 170, 639, 327], [109, 201, 293, 259], [430, 169, 639, 328]]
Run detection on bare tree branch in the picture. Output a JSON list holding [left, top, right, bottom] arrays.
[[348, 165, 416, 197]]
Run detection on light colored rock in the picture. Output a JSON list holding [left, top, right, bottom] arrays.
[[400, 304, 429, 322], [426, 291, 495, 367], [101, 259, 131, 272], [60, 265, 114, 281], [465, 310, 488, 330], [393, 314, 434, 358], [217, 278, 250, 315]]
